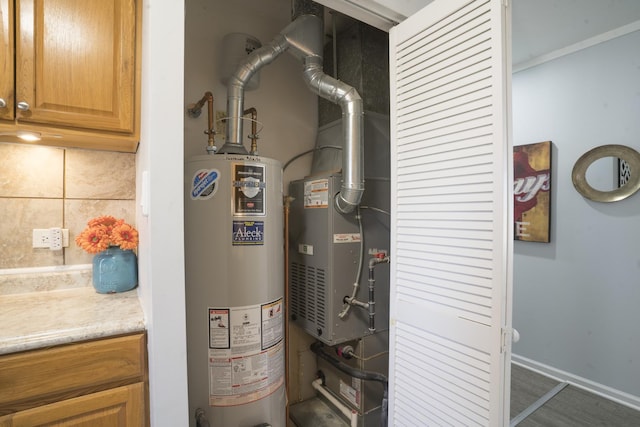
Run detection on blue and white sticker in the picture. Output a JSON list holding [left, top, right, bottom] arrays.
[[232, 220, 264, 246], [191, 169, 220, 200]]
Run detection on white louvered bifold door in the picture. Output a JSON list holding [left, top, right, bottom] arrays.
[[389, 0, 513, 425]]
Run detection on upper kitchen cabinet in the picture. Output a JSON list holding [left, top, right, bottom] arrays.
[[0, 0, 141, 152], [0, 0, 14, 121]]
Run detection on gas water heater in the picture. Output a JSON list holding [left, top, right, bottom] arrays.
[[185, 12, 365, 427], [185, 154, 285, 427]]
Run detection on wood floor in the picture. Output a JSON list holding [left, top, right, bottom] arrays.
[[510, 364, 640, 426]]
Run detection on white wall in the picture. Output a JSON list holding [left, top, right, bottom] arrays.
[[138, 0, 189, 425], [512, 30, 640, 399]]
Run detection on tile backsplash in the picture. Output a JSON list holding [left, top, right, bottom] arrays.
[[0, 143, 136, 269]]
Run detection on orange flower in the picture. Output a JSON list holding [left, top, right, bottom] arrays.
[[88, 215, 123, 233], [111, 223, 139, 250], [76, 216, 138, 254], [75, 225, 110, 254]]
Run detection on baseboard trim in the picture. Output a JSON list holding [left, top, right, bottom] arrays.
[[512, 354, 640, 412]]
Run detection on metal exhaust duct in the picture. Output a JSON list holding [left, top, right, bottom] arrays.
[[221, 14, 364, 213]]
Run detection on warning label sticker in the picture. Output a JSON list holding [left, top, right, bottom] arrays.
[[340, 379, 361, 409], [261, 299, 283, 349], [304, 179, 329, 208], [209, 309, 230, 349], [208, 298, 284, 407], [333, 233, 361, 244]]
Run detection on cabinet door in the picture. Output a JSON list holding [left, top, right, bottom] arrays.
[[15, 0, 137, 133], [0, 383, 145, 427], [0, 0, 14, 120], [0, 333, 146, 414]]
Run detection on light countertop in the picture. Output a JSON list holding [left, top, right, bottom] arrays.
[[0, 285, 145, 355]]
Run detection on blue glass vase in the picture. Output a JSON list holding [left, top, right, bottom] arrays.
[[92, 246, 138, 293]]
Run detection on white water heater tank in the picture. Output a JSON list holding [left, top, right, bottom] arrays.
[[184, 153, 285, 427]]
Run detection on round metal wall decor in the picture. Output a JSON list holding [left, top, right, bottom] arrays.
[[571, 144, 640, 202]]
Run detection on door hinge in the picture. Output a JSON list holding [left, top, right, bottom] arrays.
[[500, 328, 510, 353]]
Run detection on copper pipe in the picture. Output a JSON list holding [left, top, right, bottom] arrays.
[[187, 94, 207, 117], [188, 91, 216, 152], [187, 91, 212, 117], [243, 107, 258, 155], [284, 195, 292, 421], [203, 92, 215, 151], [283, 199, 306, 406]]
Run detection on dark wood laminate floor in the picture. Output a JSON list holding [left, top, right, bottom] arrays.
[[511, 364, 640, 427]]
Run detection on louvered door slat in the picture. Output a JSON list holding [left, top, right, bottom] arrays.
[[398, 243, 493, 264], [397, 112, 492, 150], [397, 269, 493, 300], [399, 83, 493, 127], [396, 2, 491, 73], [398, 47, 493, 105]]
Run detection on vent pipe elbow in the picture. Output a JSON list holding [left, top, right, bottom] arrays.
[[221, 15, 320, 154], [221, 35, 289, 154], [303, 59, 364, 213]]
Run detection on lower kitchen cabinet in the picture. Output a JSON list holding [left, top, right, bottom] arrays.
[[0, 383, 144, 426], [0, 333, 148, 427]]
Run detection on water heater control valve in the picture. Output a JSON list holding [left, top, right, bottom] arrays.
[[336, 345, 355, 359], [368, 248, 388, 257]]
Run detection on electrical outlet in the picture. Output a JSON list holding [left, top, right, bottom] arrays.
[[33, 229, 50, 248], [32, 228, 69, 249], [49, 227, 63, 250]]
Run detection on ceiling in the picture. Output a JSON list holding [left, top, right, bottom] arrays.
[[318, 0, 640, 68], [512, 0, 640, 67]]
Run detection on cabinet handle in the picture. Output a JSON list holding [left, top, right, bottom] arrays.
[[17, 101, 30, 111], [0, 98, 6, 108]]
